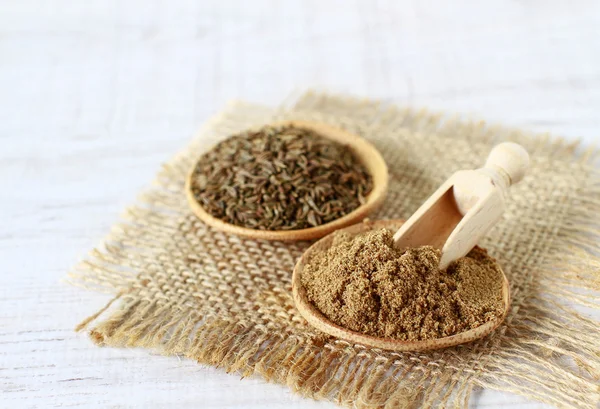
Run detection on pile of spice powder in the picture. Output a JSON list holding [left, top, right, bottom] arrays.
[[301, 228, 505, 341], [189, 125, 373, 230]]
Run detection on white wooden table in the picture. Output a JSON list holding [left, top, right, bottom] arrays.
[[2, 1, 599, 408]]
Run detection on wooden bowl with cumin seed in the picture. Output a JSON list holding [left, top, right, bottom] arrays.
[[184, 120, 389, 241]]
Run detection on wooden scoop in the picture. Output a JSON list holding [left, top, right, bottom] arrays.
[[393, 142, 529, 269]]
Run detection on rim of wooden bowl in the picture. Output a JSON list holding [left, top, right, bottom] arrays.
[[292, 219, 511, 352], [185, 120, 389, 241]]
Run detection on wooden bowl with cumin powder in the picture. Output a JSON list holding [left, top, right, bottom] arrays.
[[185, 120, 389, 241], [292, 219, 511, 352]]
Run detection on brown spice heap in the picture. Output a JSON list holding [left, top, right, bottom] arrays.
[[190, 125, 373, 230], [301, 228, 505, 341]]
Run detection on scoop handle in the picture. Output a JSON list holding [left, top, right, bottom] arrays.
[[440, 142, 529, 269], [483, 142, 530, 187]]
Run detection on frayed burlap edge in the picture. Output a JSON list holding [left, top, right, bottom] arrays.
[[69, 91, 600, 409]]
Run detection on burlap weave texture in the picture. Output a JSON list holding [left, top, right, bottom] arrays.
[[71, 92, 600, 408]]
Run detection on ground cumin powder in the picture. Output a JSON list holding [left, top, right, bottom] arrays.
[[301, 228, 505, 341]]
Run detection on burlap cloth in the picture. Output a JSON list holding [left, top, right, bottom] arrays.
[[71, 92, 600, 408]]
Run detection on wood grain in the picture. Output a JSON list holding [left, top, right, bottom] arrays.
[[1, 0, 599, 408]]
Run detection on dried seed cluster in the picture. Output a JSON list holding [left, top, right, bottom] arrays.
[[189, 125, 373, 230]]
